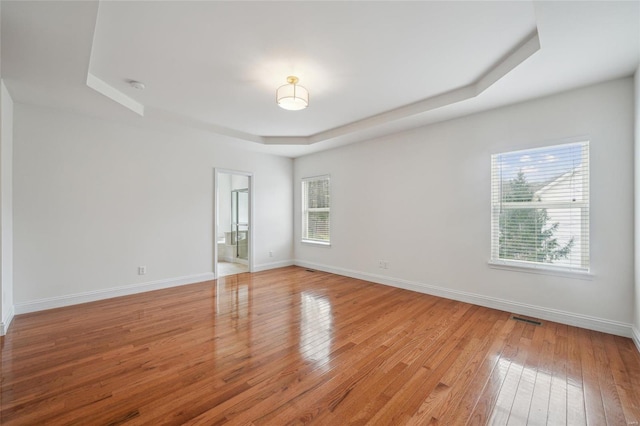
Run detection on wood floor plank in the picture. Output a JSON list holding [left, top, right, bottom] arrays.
[[256, 301, 476, 425], [605, 335, 640, 425], [1, 266, 639, 425], [407, 320, 492, 424], [466, 319, 526, 425], [505, 323, 546, 426], [414, 311, 509, 425], [525, 317, 557, 426], [547, 323, 569, 425], [434, 316, 515, 425], [578, 327, 608, 426], [566, 325, 587, 426], [590, 331, 626, 426], [362, 306, 485, 425], [486, 321, 531, 425]]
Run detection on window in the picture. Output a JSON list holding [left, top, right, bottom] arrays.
[[491, 142, 589, 272], [302, 175, 330, 244]]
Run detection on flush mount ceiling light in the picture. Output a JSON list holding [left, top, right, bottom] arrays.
[[276, 76, 309, 111]]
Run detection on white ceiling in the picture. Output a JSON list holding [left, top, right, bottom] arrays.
[[2, 1, 639, 158]]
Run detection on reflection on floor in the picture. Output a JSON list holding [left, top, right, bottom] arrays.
[[218, 261, 249, 277], [3, 267, 639, 424]]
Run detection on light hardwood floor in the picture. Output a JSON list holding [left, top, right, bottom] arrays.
[[1, 266, 639, 425]]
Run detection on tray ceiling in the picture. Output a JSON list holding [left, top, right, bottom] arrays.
[[2, 1, 639, 157]]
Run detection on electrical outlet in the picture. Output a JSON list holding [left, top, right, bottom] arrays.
[[269, 251, 273, 257], [384, 262, 389, 269], [378, 260, 384, 268], [138, 266, 146, 275]]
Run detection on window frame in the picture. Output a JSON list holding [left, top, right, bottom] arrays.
[[301, 175, 331, 246], [490, 141, 590, 275]]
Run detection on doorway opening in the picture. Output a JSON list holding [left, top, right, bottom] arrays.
[[215, 169, 252, 278]]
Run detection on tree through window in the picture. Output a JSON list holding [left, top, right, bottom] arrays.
[[491, 142, 589, 271]]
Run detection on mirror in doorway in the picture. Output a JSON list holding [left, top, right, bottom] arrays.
[[217, 173, 250, 277]]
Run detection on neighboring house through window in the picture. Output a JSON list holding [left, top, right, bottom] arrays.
[[491, 141, 589, 272], [302, 175, 331, 244]]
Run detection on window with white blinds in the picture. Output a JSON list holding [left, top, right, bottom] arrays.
[[302, 175, 330, 244], [491, 141, 589, 272]]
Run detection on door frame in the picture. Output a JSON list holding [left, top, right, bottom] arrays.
[[214, 168, 254, 278]]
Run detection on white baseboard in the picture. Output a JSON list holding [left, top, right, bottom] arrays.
[[253, 259, 294, 273], [12, 261, 295, 317], [14, 272, 215, 315], [8, 261, 637, 347], [0, 304, 15, 336], [295, 260, 634, 338], [632, 327, 640, 353]]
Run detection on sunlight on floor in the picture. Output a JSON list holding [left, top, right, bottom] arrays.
[[218, 261, 249, 277]]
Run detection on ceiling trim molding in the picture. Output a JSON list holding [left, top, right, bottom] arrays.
[[264, 29, 540, 146], [145, 108, 265, 144], [85, 29, 539, 147], [475, 29, 541, 94], [86, 73, 145, 116]]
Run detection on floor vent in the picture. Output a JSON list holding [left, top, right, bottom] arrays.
[[305, 269, 316, 273], [511, 316, 542, 326]]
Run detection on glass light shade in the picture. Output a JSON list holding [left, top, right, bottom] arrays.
[[276, 83, 309, 111]]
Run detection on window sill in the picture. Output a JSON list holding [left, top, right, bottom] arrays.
[[488, 260, 593, 280], [301, 240, 331, 247]]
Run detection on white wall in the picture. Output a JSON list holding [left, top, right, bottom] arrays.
[[0, 80, 14, 335], [634, 65, 640, 346], [13, 103, 293, 312], [294, 77, 634, 336]]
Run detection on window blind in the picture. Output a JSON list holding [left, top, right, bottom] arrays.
[[302, 175, 330, 244], [491, 142, 589, 271]]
